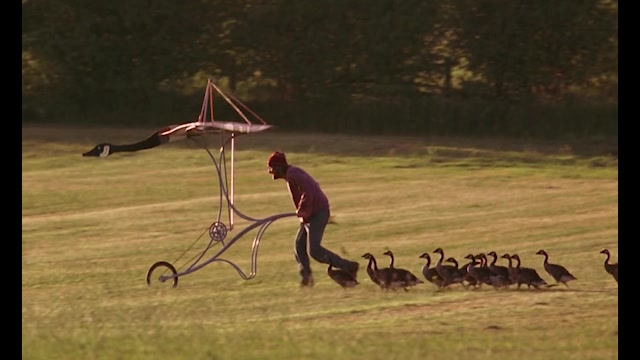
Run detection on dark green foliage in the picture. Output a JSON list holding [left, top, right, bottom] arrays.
[[22, 0, 617, 139]]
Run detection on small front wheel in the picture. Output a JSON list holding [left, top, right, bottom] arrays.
[[146, 261, 178, 288], [209, 221, 228, 242]]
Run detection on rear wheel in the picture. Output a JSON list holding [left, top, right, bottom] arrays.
[[146, 261, 178, 288]]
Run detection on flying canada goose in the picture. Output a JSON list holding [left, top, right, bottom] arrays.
[[82, 126, 175, 157]]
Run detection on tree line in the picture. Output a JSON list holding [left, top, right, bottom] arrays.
[[22, 0, 618, 138]]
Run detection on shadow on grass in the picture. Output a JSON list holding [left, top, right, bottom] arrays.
[[494, 287, 618, 295], [429, 285, 617, 295]]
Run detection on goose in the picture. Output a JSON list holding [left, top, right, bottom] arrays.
[[433, 248, 465, 287], [383, 250, 397, 268], [535, 250, 577, 287], [511, 254, 548, 289], [445, 257, 473, 289], [362, 253, 382, 286], [361, 253, 395, 290], [474, 253, 489, 273], [82, 126, 174, 157], [487, 251, 511, 285], [464, 254, 495, 288], [599, 249, 618, 283], [475, 253, 491, 271], [418, 252, 446, 289], [327, 259, 359, 289], [500, 254, 521, 287], [445, 257, 461, 271], [382, 250, 423, 290], [457, 255, 479, 289], [475, 253, 506, 287], [477, 252, 509, 288]]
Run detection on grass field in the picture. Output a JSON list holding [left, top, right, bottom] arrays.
[[22, 124, 618, 360]]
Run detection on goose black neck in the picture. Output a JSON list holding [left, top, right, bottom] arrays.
[[514, 257, 521, 268], [387, 253, 395, 267], [367, 257, 374, 270], [542, 252, 550, 264], [111, 131, 164, 153], [467, 260, 476, 271], [370, 256, 378, 270]]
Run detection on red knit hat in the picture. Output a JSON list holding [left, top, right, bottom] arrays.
[[267, 151, 288, 168]]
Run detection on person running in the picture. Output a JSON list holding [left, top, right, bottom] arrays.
[[267, 151, 359, 287]]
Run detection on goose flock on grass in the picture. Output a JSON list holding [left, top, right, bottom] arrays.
[[326, 248, 618, 290]]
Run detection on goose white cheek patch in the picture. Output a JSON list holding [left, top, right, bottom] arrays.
[[99, 145, 110, 157]]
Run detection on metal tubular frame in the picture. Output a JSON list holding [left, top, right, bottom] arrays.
[[151, 79, 295, 284]]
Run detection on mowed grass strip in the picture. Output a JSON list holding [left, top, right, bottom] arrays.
[[22, 125, 618, 360]]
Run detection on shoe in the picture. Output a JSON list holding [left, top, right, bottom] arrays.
[[344, 261, 359, 279], [300, 271, 314, 287]]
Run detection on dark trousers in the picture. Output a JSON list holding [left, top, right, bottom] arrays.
[[294, 208, 351, 275]]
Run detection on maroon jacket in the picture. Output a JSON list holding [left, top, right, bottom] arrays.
[[285, 165, 330, 221]]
